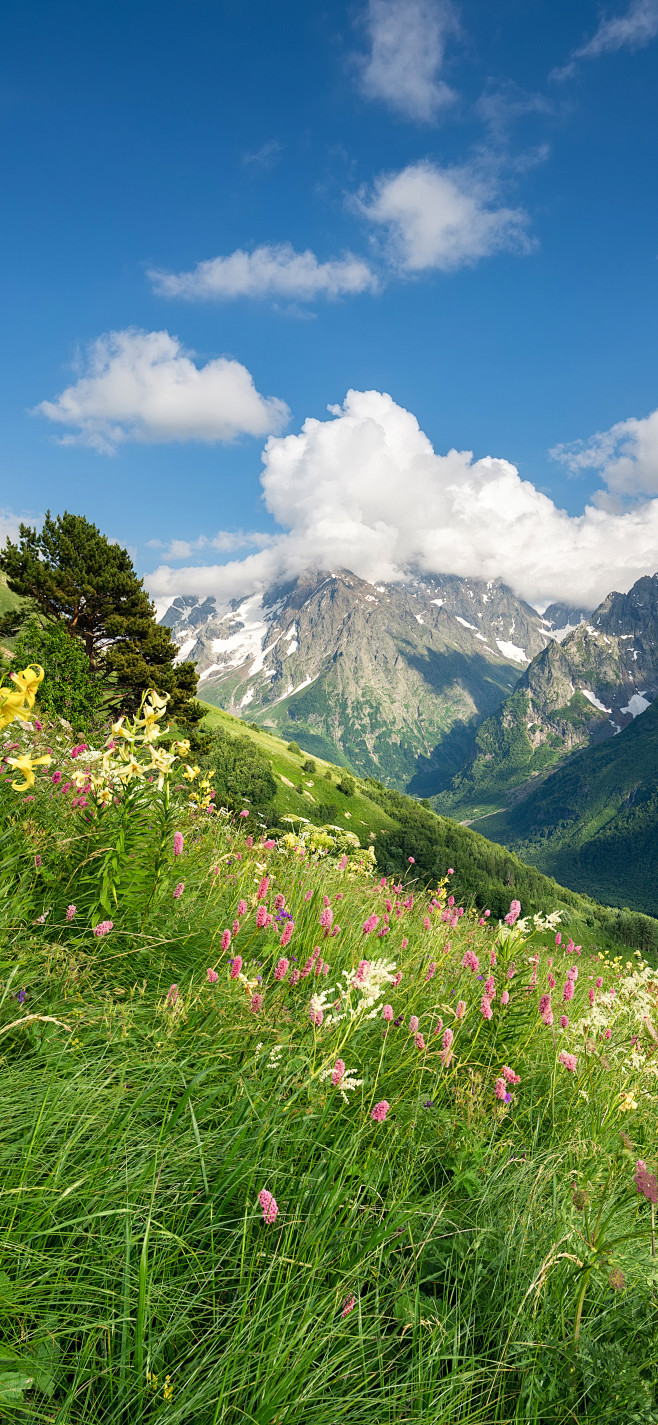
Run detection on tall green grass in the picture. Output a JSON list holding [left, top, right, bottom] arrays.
[[1, 715, 658, 1423]]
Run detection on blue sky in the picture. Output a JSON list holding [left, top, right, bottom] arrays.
[[2, 0, 658, 610]]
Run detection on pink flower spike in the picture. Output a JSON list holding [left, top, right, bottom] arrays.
[[93, 920, 113, 937], [331, 1058, 346, 1086], [66, 904, 77, 921], [239, 808, 249, 818], [408, 857, 415, 864], [414, 1033, 425, 1050], [207, 967, 219, 983], [259, 1188, 278, 1224], [480, 997, 493, 1020], [442, 1027, 453, 1051], [494, 1077, 507, 1101], [250, 993, 263, 1013], [455, 1000, 466, 1020], [382, 1004, 393, 1021], [501, 1065, 520, 1084], [173, 882, 184, 900], [559, 1051, 577, 1072], [166, 983, 179, 1004], [425, 961, 436, 980], [221, 929, 232, 953], [237, 900, 248, 917], [256, 905, 268, 929], [371, 1100, 390, 1122], [409, 1015, 419, 1033], [501, 990, 510, 1006], [560, 1014, 569, 1029], [173, 832, 184, 856], [230, 956, 243, 979], [52, 770, 62, 784], [341, 1294, 356, 1318]]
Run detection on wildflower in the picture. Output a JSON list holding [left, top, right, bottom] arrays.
[[173, 882, 184, 900], [559, 1051, 577, 1072], [547, 973, 556, 989], [239, 808, 249, 818], [207, 968, 219, 983], [409, 1015, 419, 1032], [501, 990, 510, 1006], [250, 993, 263, 1013], [289, 969, 300, 985], [93, 920, 113, 937], [7, 752, 52, 790], [504, 899, 521, 927], [506, 963, 516, 980], [414, 1032, 425, 1050], [257, 877, 269, 900], [331, 1058, 346, 1085], [425, 961, 436, 980], [173, 831, 184, 856], [221, 929, 231, 953], [66, 904, 77, 921], [455, 1000, 466, 1019], [232, 918, 240, 936], [230, 956, 243, 979], [572, 1188, 589, 1210], [401, 938, 408, 951], [166, 984, 179, 1004], [596, 976, 603, 989], [274, 957, 289, 981], [408, 856, 415, 864], [620, 1092, 638, 1112], [310, 1003, 324, 1027], [555, 932, 562, 947], [259, 1188, 278, 1224], [563, 979, 574, 1003], [484, 975, 495, 998], [342, 1294, 356, 1317], [371, 1100, 390, 1122], [494, 1078, 507, 1100], [462, 950, 480, 973], [319, 906, 333, 931], [391, 970, 402, 986], [383, 1004, 393, 1021], [480, 997, 493, 1020], [51, 770, 62, 784], [442, 1027, 454, 1051], [634, 1161, 658, 1203], [237, 900, 248, 916], [502, 1065, 520, 1084], [539, 993, 551, 1018], [353, 959, 371, 985], [362, 914, 379, 934]]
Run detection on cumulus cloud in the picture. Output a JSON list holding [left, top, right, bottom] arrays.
[[149, 244, 377, 302], [552, 0, 658, 79], [357, 0, 458, 122], [34, 328, 289, 453], [145, 389, 658, 613], [550, 406, 658, 497], [357, 161, 533, 271]]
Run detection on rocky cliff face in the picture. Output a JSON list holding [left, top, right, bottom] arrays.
[[436, 572, 658, 816], [162, 569, 553, 788]]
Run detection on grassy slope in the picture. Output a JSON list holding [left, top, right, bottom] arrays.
[[199, 700, 399, 840], [199, 701, 658, 961], [3, 759, 658, 1422], [478, 698, 658, 916]]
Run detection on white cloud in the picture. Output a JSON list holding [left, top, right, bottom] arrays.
[[552, 0, 658, 79], [145, 389, 658, 613], [357, 160, 533, 271], [34, 329, 289, 453], [357, 0, 458, 122], [0, 508, 30, 547], [550, 406, 658, 497], [149, 244, 377, 302]]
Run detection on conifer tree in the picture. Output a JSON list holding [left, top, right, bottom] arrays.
[[0, 511, 202, 723]]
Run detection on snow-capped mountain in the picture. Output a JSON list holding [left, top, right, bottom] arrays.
[[162, 568, 554, 788]]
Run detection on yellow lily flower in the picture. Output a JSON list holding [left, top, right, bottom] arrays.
[[182, 764, 200, 782], [148, 746, 176, 789], [9, 664, 44, 709], [0, 687, 31, 732], [173, 739, 190, 756], [143, 689, 169, 714], [113, 754, 145, 783], [7, 753, 52, 791]]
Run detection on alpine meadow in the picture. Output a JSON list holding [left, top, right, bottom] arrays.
[[3, 0, 658, 1420]]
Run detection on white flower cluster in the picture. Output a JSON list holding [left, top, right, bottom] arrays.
[[325, 958, 398, 1024], [319, 1064, 364, 1103]]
